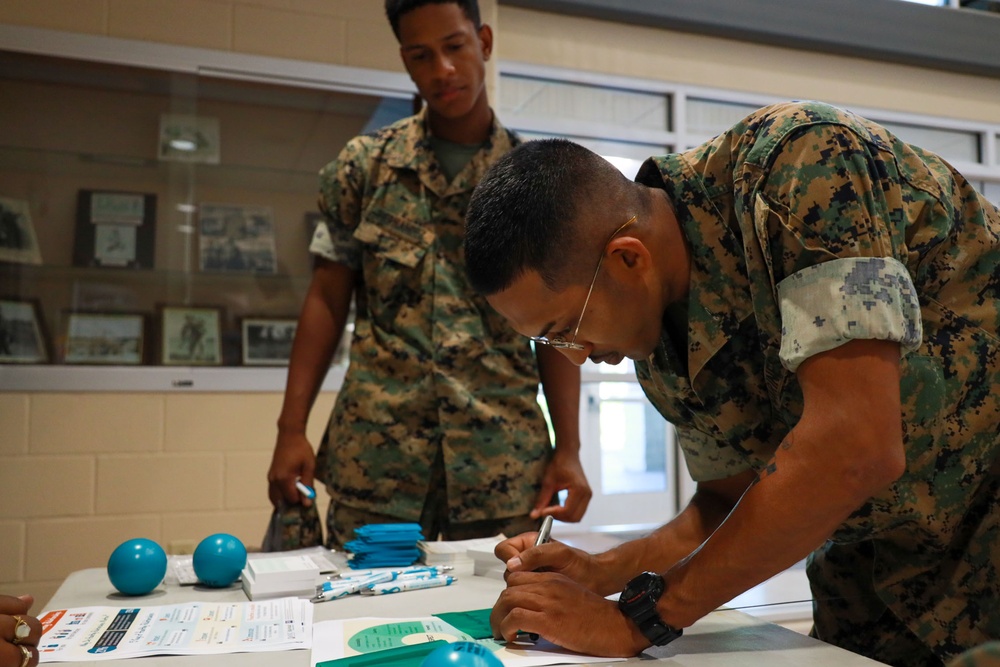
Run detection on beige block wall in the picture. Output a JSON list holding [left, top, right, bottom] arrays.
[[2, 0, 998, 617], [0, 391, 336, 614]]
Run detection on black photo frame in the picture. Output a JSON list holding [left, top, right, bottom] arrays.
[[74, 189, 157, 269]]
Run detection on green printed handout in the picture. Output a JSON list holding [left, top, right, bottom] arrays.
[[347, 618, 468, 652]]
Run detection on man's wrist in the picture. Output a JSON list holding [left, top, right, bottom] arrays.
[[276, 417, 308, 436], [618, 572, 683, 647], [549, 436, 581, 456]]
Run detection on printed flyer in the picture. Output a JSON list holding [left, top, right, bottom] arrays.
[[37, 597, 312, 662]]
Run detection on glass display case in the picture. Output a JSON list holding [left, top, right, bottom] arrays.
[[0, 40, 414, 386]]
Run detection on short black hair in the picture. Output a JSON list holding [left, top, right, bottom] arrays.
[[385, 0, 482, 40], [465, 138, 623, 295]]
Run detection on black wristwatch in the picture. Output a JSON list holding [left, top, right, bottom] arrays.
[[618, 571, 683, 646]]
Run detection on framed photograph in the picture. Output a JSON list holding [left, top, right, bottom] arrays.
[[198, 203, 277, 274], [0, 298, 48, 363], [63, 312, 145, 365], [159, 305, 223, 366], [241, 317, 297, 366], [0, 196, 42, 265], [158, 113, 221, 164], [74, 190, 157, 269]]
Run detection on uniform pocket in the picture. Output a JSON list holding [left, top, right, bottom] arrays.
[[353, 210, 433, 268], [353, 212, 434, 327]]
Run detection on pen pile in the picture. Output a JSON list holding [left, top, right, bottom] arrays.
[[312, 565, 456, 602], [345, 523, 424, 569]]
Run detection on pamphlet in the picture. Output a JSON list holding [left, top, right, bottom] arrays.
[[37, 598, 312, 662]]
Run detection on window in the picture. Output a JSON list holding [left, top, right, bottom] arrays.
[[877, 121, 980, 163], [685, 98, 758, 141]]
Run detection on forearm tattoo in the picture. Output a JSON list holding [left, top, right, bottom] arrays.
[[758, 432, 795, 482]]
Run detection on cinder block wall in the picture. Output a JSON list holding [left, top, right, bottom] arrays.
[[0, 391, 336, 612]]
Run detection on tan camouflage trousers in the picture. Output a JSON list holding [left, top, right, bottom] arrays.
[[324, 449, 541, 549]]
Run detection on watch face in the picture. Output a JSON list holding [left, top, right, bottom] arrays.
[[621, 571, 663, 606]]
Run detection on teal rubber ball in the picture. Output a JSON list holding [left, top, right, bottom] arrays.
[[107, 538, 167, 596], [420, 642, 503, 667], [193, 533, 247, 587]]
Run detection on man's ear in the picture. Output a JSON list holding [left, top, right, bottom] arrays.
[[479, 24, 494, 61], [606, 237, 650, 276]]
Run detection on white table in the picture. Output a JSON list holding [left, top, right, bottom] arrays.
[[43, 566, 886, 666]]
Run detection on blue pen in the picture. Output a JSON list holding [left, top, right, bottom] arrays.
[[312, 583, 357, 602], [363, 576, 457, 595], [316, 572, 439, 593], [334, 565, 452, 581], [295, 479, 316, 499], [313, 567, 451, 602]]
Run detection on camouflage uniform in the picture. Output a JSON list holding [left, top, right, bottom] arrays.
[[310, 108, 551, 537], [633, 101, 1000, 666]]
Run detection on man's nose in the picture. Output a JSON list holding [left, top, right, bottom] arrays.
[[433, 53, 456, 77], [558, 345, 591, 367]]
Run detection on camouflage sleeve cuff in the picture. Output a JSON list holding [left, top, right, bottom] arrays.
[[309, 218, 362, 270], [777, 256, 923, 372]]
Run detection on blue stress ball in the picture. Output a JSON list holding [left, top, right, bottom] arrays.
[[107, 538, 167, 596], [421, 641, 503, 667], [193, 533, 247, 587]]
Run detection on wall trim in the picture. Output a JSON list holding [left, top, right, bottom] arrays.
[[501, 0, 1000, 79]]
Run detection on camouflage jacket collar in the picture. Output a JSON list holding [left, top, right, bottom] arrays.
[[383, 106, 517, 198], [637, 152, 754, 382]]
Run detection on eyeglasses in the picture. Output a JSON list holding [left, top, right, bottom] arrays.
[[530, 214, 637, 351]]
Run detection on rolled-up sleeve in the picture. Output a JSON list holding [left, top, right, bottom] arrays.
[[310, 140, 368, 270], [777, 256, 923, 371], [308, 210, 361, 269]]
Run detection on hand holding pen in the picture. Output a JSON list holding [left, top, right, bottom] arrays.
[[512, 516, 553, 643]]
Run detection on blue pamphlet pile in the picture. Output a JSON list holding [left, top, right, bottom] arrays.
[[345, 523, 424, 569]]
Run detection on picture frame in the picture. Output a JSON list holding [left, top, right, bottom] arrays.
[[0, 297, 49, 363], [240, 316, 298, 366], [198, 203, 277, 274], [0, 196, 42, 265], [159, 305, 224, 366], [63, 312, 145, 365], [74, 190, 157, 269], [157, 113, 221, 164]]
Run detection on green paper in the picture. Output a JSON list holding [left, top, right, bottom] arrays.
[[316, 639, 448, 667], [433, 608, 494, 640]]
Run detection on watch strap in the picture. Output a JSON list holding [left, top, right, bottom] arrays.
[[636, 616, 682, 646], [619, 572, 683, 647]]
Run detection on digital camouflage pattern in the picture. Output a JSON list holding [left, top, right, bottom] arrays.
[[260, 501, 323, 552], [310, 107, 551, 529], [633, 101, 999, 665]]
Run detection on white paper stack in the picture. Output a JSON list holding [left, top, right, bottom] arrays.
[[417, 534, 506, 567], [467, 546, 506, 579], [241, 555, 320, 600]]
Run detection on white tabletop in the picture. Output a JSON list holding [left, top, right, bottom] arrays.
[[43, 566, 886, 666]]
